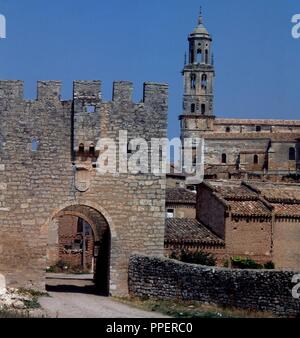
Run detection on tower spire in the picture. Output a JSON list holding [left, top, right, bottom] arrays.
[[198, 6, 203, 25]]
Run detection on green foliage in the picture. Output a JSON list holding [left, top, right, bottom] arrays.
[[47, 261, 90, 274], [231, 257, 263, 269], [231, 257, 275, 270], [178, 250, 216, 267], [18, 288, 48, 298], [223, 260, 230, 268], [263, 261, 275, 270], [23, 298, 41, 309]]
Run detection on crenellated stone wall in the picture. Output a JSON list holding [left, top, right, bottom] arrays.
[[0, 80, 168, 296]]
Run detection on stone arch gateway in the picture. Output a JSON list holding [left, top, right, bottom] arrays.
[[0, 80, 167, 296], [47, 204, 111, 295]]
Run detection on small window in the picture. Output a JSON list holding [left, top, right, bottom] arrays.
[[127, 143, 133, 154], [254, 155, 259, 164], [222, 153, 227, 164], [187, 185, 196, 192], [89, 144, 95, 156], [78, 143, 84, 153], [201, 104, 206, 115], [256, 126, 262, 132], [191, 103, 196, 113], [167, 209, 174, 219], [86, 105, 95, 113], [289, 147, 296, 161], [226, 127, 231, 133], [31, 139, 39, 152]]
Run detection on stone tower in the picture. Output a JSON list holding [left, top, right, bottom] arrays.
[[180, 10, 215, 138]]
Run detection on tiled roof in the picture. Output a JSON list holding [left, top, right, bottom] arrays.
[[166, 188, 196, 204], [227, 200, 271, 217], [273, 204, 300, 217], [204, 180, 300, 218], [214, 185, 257, 200], [247, 182, 300, 203], [165, 218, 224, 246], [207, 180, 258, 200]]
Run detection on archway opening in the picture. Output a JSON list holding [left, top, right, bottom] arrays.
[[46, 205, 111, 296]]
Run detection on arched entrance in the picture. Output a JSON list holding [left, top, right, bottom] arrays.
[[46, 205, 111, 295]]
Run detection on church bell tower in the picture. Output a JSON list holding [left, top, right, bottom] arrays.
[[180, 9, 215, 137]]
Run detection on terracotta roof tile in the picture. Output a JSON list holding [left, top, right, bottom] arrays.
[[165, 218, 224, 246], [228, 200, 271, 217], [273, 204, 300, 217], [166, 188, 196, 204]]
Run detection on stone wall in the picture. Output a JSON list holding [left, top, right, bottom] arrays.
[[0, 80, 168, 296], [128, 255, 300, 317]]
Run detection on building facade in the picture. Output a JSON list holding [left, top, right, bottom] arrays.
[[180, 12, 300, 181]]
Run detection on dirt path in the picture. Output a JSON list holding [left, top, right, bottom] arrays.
[[39, 275, 168, 318]]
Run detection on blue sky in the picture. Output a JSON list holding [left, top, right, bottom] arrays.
[[0, 0, 299, 139]]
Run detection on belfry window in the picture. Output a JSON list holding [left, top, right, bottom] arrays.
[[205, 50, 209, 64], [254, 155, 259, 164], [222, 153, 227, 164], [289, 147, 296, 161], [196, 49, 202, 63], [191, 103, 196, 113], [190, 49, 194, 63], [191, 74, 196, 89], [201, 74, 207, 90], [201, 104, 206, 115], [226, 127, 231, 133], [256, 126, 262, 132]]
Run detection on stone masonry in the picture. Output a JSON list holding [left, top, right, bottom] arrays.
[[0, 79, 168, 296], [129, 255, 300, 317]]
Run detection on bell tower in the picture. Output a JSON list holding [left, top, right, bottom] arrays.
[[182, 9, 215, 119], [180, 9, 215, 141]]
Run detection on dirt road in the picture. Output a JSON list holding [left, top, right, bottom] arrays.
[[39, 275, 168, 318]]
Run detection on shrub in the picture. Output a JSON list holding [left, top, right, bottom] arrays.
[[263, 261, 275, 270], [179, 250, 216, 267], [231, 257, 263, 269], [46, 260, 69, 273]]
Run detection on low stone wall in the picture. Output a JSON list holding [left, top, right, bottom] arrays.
[[128, 255, 300, 317]]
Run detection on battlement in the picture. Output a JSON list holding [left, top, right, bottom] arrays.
[[143, 82, 168, 106], [0, 80, 168, 105], [37, 81, 61, 100], [73, 80, 102, 100], [0, 80, 24, 99], [113, 81, 133, 103]]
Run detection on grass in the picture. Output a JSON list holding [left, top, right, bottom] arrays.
[[17, 288, 49, 298], [114, 297, 276, 318], [0, 288, 49, 318], [0, 309, 32, 318]]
